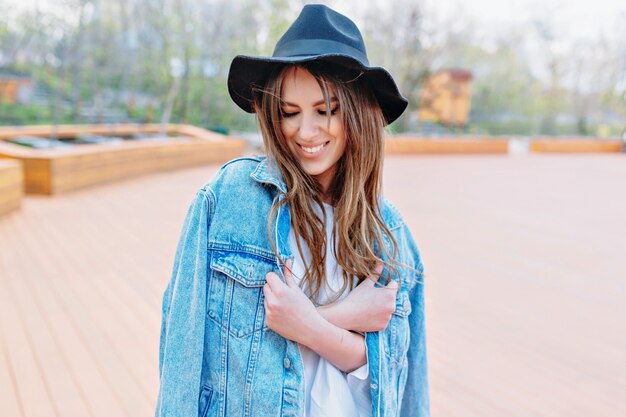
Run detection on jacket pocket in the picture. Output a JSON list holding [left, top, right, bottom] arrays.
[[198, 385, 213, 417], [384, 290, 412, 365], [207, 249, 277, 338]]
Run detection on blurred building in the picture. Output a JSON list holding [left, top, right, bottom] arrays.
[[0, 69, 33, 104], [418, 69, 473, 130]]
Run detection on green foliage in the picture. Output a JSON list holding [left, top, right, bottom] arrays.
[[1, 0, 624, 137], [0, 103, 74, 125], [126, 105, 162, 124]]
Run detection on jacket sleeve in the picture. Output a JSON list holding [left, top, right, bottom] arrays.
[[399, 224, 430, 417], [155, 188, 213, 417]]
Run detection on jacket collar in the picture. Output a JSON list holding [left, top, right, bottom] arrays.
[[250, 156, 287, 193]]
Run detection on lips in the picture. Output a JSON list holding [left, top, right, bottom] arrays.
[[299, 141, 329, 154]]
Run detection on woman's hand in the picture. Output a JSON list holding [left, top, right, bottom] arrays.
[[263, 260, 324, 345], [264, 259, 368, 372], [319, 263, 398, 332]]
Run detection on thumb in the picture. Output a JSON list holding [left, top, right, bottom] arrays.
[[363, 262, 384, 287], [283, 259, 296, 287], [386, 279, 399, 291], [374, 262, 384, 275]]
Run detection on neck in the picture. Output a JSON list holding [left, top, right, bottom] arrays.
[[313, 167, 336, 204]]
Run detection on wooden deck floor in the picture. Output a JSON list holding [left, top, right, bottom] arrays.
[[1, 154, 625, 416]]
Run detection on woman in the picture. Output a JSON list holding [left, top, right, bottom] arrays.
[[156, 5, 428, 417]]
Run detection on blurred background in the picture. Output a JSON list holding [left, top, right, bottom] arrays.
[[1, 0, 625, 136], [1, 1, 626, 417]]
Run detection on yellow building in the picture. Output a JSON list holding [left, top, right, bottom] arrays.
[[418, 69, 472, 128], [0, 70, 32, 104]]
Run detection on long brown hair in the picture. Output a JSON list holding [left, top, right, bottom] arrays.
[[253, 61, 399, 303]]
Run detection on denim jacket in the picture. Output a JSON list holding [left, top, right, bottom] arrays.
[[156, 157, 429, 417]]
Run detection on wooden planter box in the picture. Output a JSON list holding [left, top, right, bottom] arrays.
[[530, 138, 622, 153], [0, 124, 246, 195], [386, 136, 509, 154], [0, 158, 23, 215]]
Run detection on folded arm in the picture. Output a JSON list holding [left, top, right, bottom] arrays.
[[263, 261, 398, 372], [264, 260, 367, 373], [317, 265, 398, 333]]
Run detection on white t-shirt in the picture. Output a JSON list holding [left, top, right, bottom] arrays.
[[287, 202, 372, 417]]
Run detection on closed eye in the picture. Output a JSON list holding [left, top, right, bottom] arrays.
[[281, 110, 298, 118], [317, 107, 339, 116]]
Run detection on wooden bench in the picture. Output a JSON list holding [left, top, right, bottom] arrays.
[[0, 158, 23, 215]]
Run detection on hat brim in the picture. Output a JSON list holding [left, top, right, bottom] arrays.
[[227, 54, 408, 125]]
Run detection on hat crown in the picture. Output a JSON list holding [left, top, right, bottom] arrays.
[[273, 4, 368, 64], [227, 4, 408, 125]]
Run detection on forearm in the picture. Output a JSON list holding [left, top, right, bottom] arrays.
[[301, 316, 367, 373], [316, 278, 398, 333], [317, 302, 352, 330]]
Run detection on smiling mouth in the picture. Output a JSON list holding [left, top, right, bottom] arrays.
[[299, 141, 329, 154]]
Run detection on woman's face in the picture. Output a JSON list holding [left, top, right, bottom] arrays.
[[280, 67, 346, 195]]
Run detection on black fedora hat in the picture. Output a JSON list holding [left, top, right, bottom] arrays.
[[227, 4, 408, 125]]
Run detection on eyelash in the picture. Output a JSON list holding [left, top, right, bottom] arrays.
[[282, 107, 339, 118]]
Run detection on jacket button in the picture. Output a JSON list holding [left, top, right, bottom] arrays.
[[283, 358, 291, 369], [370, 383, 378, 390]]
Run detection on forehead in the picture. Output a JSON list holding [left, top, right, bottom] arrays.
[[280, 67, 335, 104]]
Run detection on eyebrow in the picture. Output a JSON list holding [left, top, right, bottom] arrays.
[[281, 97, 338, 107]]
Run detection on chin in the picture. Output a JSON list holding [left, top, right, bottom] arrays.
[[302, 164, 329, 177]]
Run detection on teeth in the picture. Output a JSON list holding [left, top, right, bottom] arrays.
[[301, 143, 325, 153]]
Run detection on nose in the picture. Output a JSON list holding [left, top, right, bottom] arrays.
[[298, 113, 320, 140]]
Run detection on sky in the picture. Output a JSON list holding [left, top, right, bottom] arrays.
[[425, 0, 626, 42], [6, 0, 626, 62], [8, 0, 626, 43], [330, 0, 626, 89], [332, 0, 626, 45]]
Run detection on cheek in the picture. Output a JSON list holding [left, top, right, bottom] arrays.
[[279, 124, 298, 153], [339, 138, 347, 154], [280, 119, 297, 138], [335, 139, 347, 161], [332, 123, 346, 153]]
